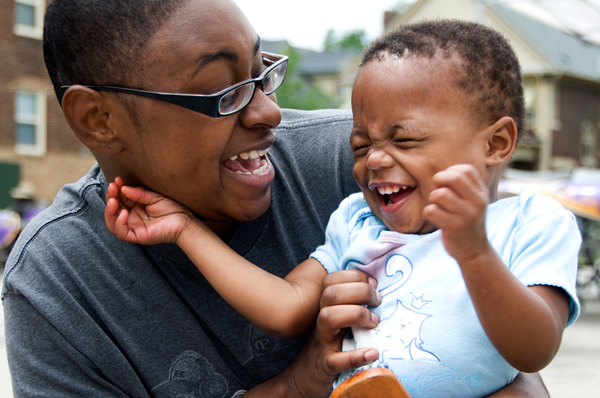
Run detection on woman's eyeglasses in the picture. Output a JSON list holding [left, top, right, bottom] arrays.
[[59, 52, 288, 118]]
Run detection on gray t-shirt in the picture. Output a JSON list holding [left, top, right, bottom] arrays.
[[2, 109, 359, 398]]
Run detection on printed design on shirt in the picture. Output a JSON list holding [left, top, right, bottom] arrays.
[[366, 254, 439, 363], [345, 250, 483, 395], [152, 350, 228, 398], [247, 324, 276, 356], [410, 293, 430, 310], [375, 299, 439, 363]]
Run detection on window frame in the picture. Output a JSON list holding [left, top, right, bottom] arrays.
[[14, 0, 45, 39], [14, 90, 47, 156]]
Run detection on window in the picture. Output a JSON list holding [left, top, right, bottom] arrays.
[[14, 0, 45, 39], [15, 90, 47, 156]]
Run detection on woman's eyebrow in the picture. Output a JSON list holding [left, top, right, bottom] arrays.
[[254, 36, 261, 55], [192, 51, 238, 78], [191, 37, 261, 79]]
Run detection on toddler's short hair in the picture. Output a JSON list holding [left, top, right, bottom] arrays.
[[361, 20, 526, 137]]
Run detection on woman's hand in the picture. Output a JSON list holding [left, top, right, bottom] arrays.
[[278, 270, 381, 398]]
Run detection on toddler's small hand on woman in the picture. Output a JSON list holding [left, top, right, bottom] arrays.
[[105, 177, 195, 245]]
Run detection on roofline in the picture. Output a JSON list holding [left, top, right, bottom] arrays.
[[489, 4, 600, 83], [485, 6, 559, 73]]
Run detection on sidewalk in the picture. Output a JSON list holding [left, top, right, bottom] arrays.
[[1, 273, 599, 397], [539, 293, 600, 397]]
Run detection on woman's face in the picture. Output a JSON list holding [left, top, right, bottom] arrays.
[[112, 0, 282, 239]]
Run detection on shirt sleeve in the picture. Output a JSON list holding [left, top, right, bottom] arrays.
[[509, 192, 581, 326], [310, 195, 355, 274]]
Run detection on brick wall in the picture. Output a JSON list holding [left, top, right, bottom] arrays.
[[0, 0, 19, 147], [0, 0, 94, 204]]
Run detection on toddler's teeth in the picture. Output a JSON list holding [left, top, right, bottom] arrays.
[[230, 155, 238, 161]]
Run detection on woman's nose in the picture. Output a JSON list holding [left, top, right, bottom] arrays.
[[239, 87, 282, 130]]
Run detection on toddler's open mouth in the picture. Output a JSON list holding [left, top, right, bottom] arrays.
[[223, 148, 270, 176], [376, 185, 415, 206]]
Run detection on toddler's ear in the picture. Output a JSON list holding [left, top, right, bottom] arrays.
[[485, 116, 518, 166], [61, 86, 127, 156]]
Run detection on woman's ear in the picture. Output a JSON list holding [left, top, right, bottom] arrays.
[[485, 116, 518, 167], [61, 86, 127, 156]]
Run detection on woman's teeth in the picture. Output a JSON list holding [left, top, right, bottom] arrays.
[[228, 148, 270, 175], [238, 159, 268, 175], [230, 148, 269, 161]]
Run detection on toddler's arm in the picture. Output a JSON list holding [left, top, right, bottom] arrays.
[[422, 165, 570, 373], [105, 178, 328, 338]]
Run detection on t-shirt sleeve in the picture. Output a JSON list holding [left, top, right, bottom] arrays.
[[509, 192, 581, 326], [310, 196, 355, 274]]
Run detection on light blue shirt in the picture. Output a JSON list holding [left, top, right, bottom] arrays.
[[311, 189, 580, 397]]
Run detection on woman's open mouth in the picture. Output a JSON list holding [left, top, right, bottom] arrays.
[[223, 148, 270, 176]]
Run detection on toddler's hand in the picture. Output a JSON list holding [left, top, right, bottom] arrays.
[[422, 164, 491, 264], [105, 177, 194, 245]]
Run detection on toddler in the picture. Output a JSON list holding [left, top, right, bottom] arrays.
[[105, 20, 580, 397]]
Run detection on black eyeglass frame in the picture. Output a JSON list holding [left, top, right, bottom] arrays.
[[58, 51, 288, 118]]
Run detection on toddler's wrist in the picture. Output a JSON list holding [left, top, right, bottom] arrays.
[[175, 215, 204, 247], [454, 240, 495, 269]]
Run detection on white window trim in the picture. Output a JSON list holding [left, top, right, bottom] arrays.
[[15, 90, 47, 156], [14, 0, 45, 40]]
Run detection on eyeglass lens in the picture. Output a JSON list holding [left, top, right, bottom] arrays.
[[218, 61, 287, 116]]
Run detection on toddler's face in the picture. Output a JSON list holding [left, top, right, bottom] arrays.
[[350, 55, 492, 234]]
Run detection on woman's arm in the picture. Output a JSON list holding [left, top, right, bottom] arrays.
[[105, 179, 327, 337], [487, 373, 549, 398]]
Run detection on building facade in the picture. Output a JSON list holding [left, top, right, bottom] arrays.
[[0, 0, 95, 207], [385, 0, 600, 171]]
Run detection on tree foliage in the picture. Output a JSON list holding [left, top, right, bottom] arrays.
[[323, 28, 368, 52], [275, 46, 335, 110]]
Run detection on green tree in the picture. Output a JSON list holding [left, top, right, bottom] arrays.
[[323, 28, 368, 52], [275, 46, 335, 110]]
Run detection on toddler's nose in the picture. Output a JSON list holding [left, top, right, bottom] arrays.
[[366, 149, 394, 170]]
